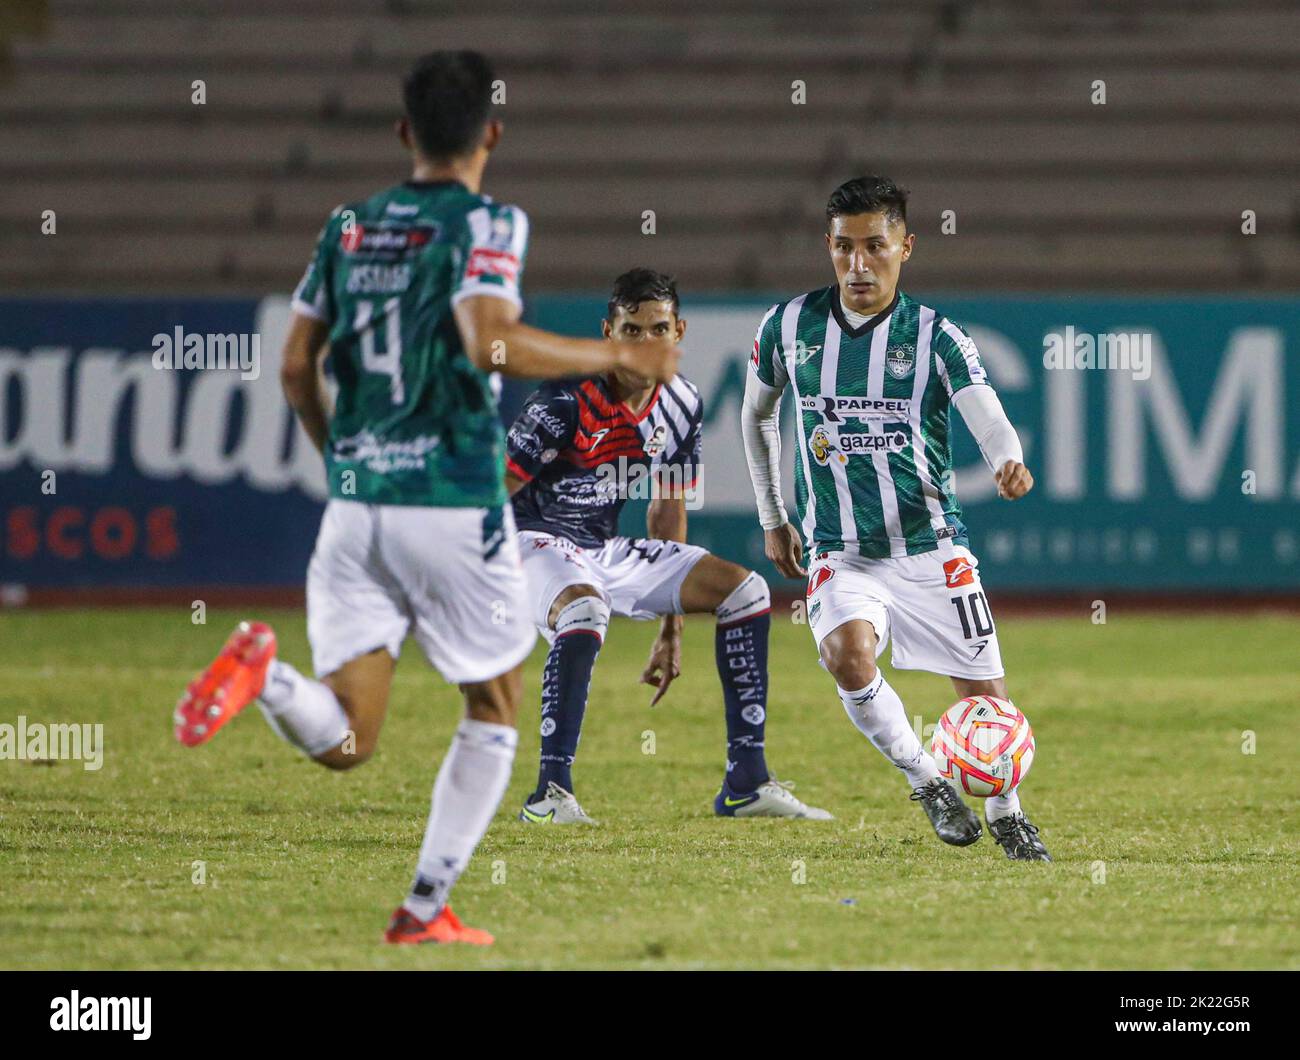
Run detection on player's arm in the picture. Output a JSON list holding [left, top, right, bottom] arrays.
[[951, 386, 1033, 500], [641, 392, 700, 704], [451, 202, 677, 383], [283, 208, 342, 453], [647, 489, 688, 636], [454, 292, 679, 383], [504, 388, 576, 493], [643, 489, 687, 705], [280, 312, 332, 452], [935, 318, 1032, 501], [741, 307, 805, 577]]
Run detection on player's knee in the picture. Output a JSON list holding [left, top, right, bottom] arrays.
[[549, 590, 610, 642], [715, 570, 770, 625], [820, 637, 877, 690], [547, 584, 605, 630]]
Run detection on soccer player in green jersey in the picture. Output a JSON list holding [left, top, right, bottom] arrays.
[[173, 51, 680, 944], [741, 176, 1050, 861]]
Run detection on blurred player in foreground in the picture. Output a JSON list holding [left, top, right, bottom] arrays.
[[172, 51, 679, 945], [504, 268, 830, 824], [741, 176, 1050, 861]]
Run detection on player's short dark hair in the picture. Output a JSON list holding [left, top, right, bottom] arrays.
[[402, 51, 496, 161], [606, 268, 679, 321], [826, 175, 909, 229]]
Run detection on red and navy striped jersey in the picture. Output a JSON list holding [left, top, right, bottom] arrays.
[[506, 374, 703, 548]]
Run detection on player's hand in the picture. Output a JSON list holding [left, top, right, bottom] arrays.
[[995, 460, 1034, 501], [641, 632, 682, 706], [764, 521, 807, 578], [616, 335, 680, 384]]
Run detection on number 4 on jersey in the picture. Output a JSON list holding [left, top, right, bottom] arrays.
[[356, 297, 405, 404]]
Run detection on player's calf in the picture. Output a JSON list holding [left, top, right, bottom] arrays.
[[311, 647, 395, 769], [822, 619, 981, 846], [824, 621, 934, 784], [523, 589, 609, 812], [399, 670, 523, 932], [711, 569, 774, 795]]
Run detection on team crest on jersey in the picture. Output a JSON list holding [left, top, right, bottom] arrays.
[[886, 342, 916, 379], [644, 424, 668, 457]]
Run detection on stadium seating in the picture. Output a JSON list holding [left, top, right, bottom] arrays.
[[1, 0, 1296, 293]]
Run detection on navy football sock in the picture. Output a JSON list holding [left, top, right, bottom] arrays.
[[716, 605, 772, 795], [532, 597, 608, 802]]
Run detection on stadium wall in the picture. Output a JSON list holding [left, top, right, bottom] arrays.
[[2, 294, 1298, 605]]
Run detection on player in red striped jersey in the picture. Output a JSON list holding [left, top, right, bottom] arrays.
[[505, 268, 830, 823]]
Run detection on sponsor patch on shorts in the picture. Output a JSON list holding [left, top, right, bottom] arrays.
[[943, 556, 975, 588], [807, 566, 835, 595]]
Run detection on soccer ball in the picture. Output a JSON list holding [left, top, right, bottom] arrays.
[[930, 696, 1034, 797]]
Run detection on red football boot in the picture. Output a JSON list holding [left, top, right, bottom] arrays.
[[174, 621, 277, 747], [383, 905, 495, 946]]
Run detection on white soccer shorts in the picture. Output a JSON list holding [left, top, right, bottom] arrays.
[[516, 530, 708, 632], [804, 544, 1005, 680], [306, 499, 536, 683]]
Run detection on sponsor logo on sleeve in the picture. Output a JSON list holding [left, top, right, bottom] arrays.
[[525, 402, 568, 437], [466, 246, 520, 284]]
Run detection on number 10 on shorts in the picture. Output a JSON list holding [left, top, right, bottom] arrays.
[[950, 590, 994, 639]]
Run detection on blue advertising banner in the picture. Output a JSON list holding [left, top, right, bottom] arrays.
[[2, 294, 1297, 597], [0, 298, 321, 593]]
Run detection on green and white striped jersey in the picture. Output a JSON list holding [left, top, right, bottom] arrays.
[[750, 286, 989, 559], [292, 179, 528, 508]]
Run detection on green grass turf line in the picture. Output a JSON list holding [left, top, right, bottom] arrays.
[[0, 608, 1296, 969]]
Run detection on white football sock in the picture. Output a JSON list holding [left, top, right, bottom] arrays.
[[839, 673, 941, 789], [256, 659, 351, 757], [985, 789, 1022, 823], [715, 570, 771, 625], [405, 718, 518, 921]]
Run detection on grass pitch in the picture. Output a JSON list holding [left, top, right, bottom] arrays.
[[1, 607, 1296, 970]]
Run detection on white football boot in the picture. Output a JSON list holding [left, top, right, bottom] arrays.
[[715, 777, 833, 819], [519, 781, 598, 825]]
